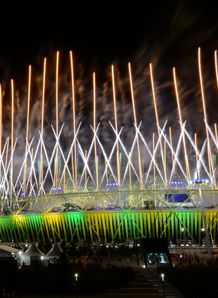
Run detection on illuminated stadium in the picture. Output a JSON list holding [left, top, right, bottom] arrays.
[[0, 49, 218, 245]]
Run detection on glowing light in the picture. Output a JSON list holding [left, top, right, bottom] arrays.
[[39, 58, 47, 192], [106, 182, 119, 190], [10, 79, 14, 199], [0, 209, 217, 243], [0, 84, 2, 164], [0, 50, 216, 201], [0, 50, 217, 246], [54, 51, 60, 187], [74, 273, 79, 281], [128, 62, 143, 188], [198, 47, 214, 185], [93, 72, 98, 190], [149, 63, 167, 185], [173, 67, 190, 179], [215, 50, 218, 89], [70, 51, 77, 186], [112, 65, 121, 186]]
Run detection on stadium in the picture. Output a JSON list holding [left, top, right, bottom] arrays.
[[0, 49, 218, 246]]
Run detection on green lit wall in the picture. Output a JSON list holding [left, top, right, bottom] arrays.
[[0, 210, 218, 243]]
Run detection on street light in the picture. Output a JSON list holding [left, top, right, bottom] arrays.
[[74, 273, 79, 282], [161, 273, 165, 297]]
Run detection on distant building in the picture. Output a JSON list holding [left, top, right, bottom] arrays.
[[21, 243, 44, 266]]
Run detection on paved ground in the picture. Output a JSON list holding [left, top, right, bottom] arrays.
[[18, 269, 183, 298], [103, 268, 183, 298]]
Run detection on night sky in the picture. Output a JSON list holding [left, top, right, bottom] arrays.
[[0, 0, 217, 81]]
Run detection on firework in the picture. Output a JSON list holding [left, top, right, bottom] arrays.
[[0, 48, 217, 212]]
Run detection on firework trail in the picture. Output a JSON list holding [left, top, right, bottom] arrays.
[[0, 46, 217, 203]]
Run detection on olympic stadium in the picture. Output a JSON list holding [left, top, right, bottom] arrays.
[[0, 49, 218, 246]]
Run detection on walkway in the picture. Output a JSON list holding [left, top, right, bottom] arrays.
[[104, 268, 183, 298]]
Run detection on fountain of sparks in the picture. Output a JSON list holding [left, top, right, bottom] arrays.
[[0, 48, 218, 216]]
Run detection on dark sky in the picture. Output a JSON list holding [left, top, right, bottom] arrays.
[[0, 0, 217, 79]]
